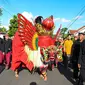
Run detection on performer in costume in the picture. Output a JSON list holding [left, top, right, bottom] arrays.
[[11, 13, 62, 81], [11, 13, 48, 80], [56, 40, 63, 63], [48, 47, 54, 70]]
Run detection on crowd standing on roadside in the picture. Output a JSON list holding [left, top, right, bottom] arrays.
[[0, 32, 85, 84]]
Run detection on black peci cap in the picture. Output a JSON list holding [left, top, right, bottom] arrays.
[[79, 32, 85, 35]]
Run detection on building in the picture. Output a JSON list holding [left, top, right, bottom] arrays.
[[0, 32, 6, 39], [68, 26, 85, 36]]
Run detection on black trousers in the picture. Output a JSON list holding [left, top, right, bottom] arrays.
[[72, 61, 79, 79], [64, 55, 71, 69], [78, 68, 85, 85]]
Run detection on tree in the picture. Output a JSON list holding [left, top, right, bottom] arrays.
[[0, 27, 7, 33], [8, 15, 18, 37], [61, 27, 68, 38]]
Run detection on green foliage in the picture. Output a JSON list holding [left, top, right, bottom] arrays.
[[61, 27, 68, 38], [71, 37, 75, 41], [61, 27, 68, 34], [8, 15, 18, 37], [0, 27, 7, 33]]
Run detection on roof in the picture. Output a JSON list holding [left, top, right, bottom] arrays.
[[77, 26, 85, 31], [68, 26, 85, 35], [69, 30, 77, 35]]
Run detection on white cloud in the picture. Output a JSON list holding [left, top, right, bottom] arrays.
[[54, 18, 60, 21], [61, 18, 71, 22], [22, 11, 33, 19], [54, 18, 70, 23], [22, 11, 34, 24], [74, 16, 83, 19], [54, 16, 83, 23], [0, 25, 9, 30]]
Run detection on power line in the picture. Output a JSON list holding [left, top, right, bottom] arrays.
[[1, 0, 16, 15], [0, 6, 13, 16], [3, 0, 18, 14], [67, 5, 85, 28], [68, 9, 85, 28], [67, 6, 85, 27], [75, 6, 85, 16], [3, 0, 9, 5], [67, 6, 85, 28]]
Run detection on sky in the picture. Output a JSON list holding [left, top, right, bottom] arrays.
[[0, 0, 85, 34]]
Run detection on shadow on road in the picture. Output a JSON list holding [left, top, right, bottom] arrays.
[[57, 63, 77, 85], [30, 82, 37, 85]]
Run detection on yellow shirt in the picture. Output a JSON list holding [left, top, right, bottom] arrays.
[[64, 39, 73, 55]]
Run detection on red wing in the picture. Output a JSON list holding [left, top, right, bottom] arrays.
[[18, 13, 37, 50]]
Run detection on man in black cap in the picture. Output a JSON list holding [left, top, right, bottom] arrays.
[[78, 32, 85, 85], [71, 34, 80, 80]]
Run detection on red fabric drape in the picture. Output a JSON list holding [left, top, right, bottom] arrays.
[[11, 32, 34, 71], [38, 36, 55, 48]]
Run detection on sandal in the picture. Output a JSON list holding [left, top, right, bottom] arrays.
[[42, 72, 47, 81], [43, 74, 47, 81], [40, 74, 44, 79]]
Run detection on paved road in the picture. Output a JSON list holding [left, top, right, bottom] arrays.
[[0, 64, 76, 85]]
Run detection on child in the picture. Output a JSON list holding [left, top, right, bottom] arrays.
[[48, 46, 58, 70]]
